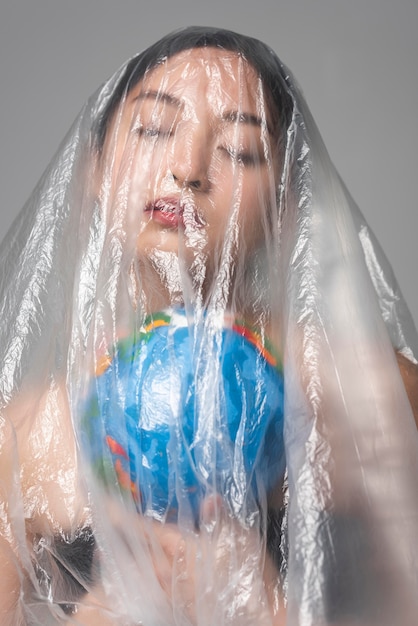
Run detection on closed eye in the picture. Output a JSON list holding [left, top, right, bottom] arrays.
[[136, 125, 173, 139], [219, 145, 265, 167]]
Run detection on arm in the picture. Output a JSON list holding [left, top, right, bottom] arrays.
[[0, 537, 21, 625], [0, 382, 93, 622]]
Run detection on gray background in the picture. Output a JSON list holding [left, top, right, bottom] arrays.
[[1, 0, 417, 327]]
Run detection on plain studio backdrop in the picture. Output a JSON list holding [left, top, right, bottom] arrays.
[[1, 0, 417, 329]]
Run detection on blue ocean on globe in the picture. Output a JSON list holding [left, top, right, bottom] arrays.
[[80, 308, 285, 522]]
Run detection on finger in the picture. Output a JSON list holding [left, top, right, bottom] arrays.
[[199, 493, 225, 531]]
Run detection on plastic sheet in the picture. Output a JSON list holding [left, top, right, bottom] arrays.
[[0, 26, 417, 625]]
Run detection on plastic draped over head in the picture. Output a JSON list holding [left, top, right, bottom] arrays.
[[0, 25, 418, 625]]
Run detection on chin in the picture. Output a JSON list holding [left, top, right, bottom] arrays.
[[136, 232, 180, 257]]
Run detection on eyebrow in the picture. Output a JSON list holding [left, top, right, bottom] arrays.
[[222, 110, 273, 136], [132, 90, 274, 136], [132, 89, 182, 109]]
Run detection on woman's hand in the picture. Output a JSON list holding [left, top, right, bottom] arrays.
[[92, 494, 286, 626], [141, 496, 287, 626]]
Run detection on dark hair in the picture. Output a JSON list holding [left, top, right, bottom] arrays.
[[94, 26, 293, 151]]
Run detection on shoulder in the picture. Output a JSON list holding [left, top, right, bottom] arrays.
[[396, 351, 418, 429], [3, 380, 88, 531]]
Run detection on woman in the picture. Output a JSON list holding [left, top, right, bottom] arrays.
[[0, 26, 417, 625]]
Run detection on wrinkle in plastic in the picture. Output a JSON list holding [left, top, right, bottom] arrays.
[[0, 26, 417, 625]]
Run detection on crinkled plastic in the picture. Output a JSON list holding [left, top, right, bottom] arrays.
[[0, 26, 418, 625]]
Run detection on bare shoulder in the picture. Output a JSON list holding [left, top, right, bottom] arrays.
[[2, 379, 87, 531], [396, 351, 418, 428]]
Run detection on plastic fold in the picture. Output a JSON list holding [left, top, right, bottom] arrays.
[[0, 26, 417, 625]]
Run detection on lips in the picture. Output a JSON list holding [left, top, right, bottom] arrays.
[[144, 197, 184, 229], [144, 197, 205, 229]]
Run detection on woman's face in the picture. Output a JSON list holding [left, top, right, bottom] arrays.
[[101, 47, 281, 292]]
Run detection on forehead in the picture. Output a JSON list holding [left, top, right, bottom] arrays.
[[130, 47, 263, 112]]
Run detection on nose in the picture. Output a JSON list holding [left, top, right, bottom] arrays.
[[168, 123, 211, 192]]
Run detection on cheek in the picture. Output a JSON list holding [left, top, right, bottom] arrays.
[[207, 168, 273, 227], [109, 144, 170, 226], [238, 172, 276, 250], [239, 171, 272, 219], [103, 125, 170, 197]]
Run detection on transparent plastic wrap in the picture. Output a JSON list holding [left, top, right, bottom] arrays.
[[0, 26, 417, 625]]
